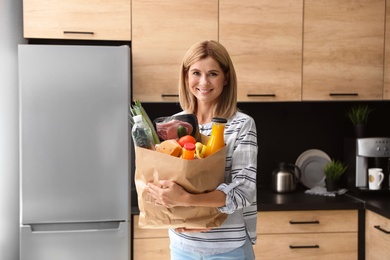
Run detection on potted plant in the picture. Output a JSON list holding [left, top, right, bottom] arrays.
[[324, 159, 347, 191], [346, 105, 374, 138]]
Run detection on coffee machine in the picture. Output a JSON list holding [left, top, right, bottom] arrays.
[[355, 137, 390, 191]]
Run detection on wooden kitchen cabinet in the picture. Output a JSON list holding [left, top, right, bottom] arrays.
[[133, 215, 170, 260], [132, 0, 218, 102], [366, 210, 390, 260], [254, 210, 358, 259], [23, 0, 131, 41], [302, 0, 385, 101], [384, 0, 390, 100], [220, 0, 303, 102]]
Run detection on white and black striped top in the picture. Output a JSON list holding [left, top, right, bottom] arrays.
[[169, 111, 258, 255]]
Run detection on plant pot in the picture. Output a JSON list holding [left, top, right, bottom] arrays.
[[325, 179, 339, 192], [354, 124, 366, 138]]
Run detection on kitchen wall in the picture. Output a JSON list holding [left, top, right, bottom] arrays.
[[0, 0, 26, 259]]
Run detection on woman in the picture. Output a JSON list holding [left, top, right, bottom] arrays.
[[147, 40, 258, 259]]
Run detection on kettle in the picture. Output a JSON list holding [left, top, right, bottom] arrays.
[[272, 162, 302, 193]]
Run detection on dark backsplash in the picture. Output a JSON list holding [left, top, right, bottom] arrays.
[[131, 101, 390, 204]]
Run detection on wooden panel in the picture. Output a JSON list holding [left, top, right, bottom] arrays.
[[23, 0, 131, 40], [254, 232, 357, 260], [257, 210, 358, 234], [220, 0, 303, 102], [366, 210, 390, 260], [303, 0, 385, 101], [132, 0, 218, 102], [133, 237, 170, 260], [384, 0, 390, 100]]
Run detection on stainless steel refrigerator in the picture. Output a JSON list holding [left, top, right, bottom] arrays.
[[19, 44, 130, 260]]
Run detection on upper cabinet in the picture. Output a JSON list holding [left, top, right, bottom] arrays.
[[23, 0, 388, 101], [23, 0, 131, 41], [384, 0, 390, 100], [220, 0, 303, 102], [302, 0, 385, 101], [132, 0, 218, 102]]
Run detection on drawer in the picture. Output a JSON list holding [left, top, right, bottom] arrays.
[[257, 210, 358, 234], [254, 232, 357, 260], [133, 215, 169, 239]]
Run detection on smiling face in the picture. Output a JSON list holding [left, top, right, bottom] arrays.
[[186, 56, 228, 107]]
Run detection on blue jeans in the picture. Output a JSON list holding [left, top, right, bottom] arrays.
[[170, 235, 255, 260]]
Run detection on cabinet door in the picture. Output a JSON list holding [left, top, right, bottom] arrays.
[[133, 215, 170, 260], [133, 237, 170, 260], [255, 233, 357, 260], [220, 0, 303, 102], [384, 0, 390, 100], [132, 0, 218, 102], [257, 210, 358, 234], [303, 0, 385, 101], [366, 210, 390, 260], [23, 0, 131, 41]]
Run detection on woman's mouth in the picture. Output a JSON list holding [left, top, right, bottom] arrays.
[[197, 88, 212, 94]]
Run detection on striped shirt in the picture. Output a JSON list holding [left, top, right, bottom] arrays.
[[169, 111, 258, 255]]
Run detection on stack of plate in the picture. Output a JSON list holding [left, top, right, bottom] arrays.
[[295, 149, 331, 188]]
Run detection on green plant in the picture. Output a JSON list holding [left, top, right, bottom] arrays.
[[324, 160, 347, 181], [347, 105, 374, 125]]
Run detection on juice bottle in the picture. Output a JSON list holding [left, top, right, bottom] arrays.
[[204, 117, 227, 158], [182, 142, 195, 160]]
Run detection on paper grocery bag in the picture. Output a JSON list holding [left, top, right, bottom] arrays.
[[134, 145, 228, 229]]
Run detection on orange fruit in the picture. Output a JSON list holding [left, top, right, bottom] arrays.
[[177, 135, 196, 147]]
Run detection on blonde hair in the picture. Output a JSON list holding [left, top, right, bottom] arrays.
[[178, 40, 238, 119]]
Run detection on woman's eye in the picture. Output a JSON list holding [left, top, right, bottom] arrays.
[[192, 71, 200, 76]]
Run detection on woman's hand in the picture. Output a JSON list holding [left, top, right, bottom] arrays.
[[147, 180, 190, 208], [147, 180, 227, 208]]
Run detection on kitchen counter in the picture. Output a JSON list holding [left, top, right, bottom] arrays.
[[349, 192, 390, 219], [258, 188, 390, 219], [257, 188, 364, 211]]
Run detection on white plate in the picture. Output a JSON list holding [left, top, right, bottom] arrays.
[[295, 149, 331, 188]]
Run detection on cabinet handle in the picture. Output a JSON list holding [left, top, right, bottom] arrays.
[[161, 94, 179, 98], [289, 245, 320, 249], [374, 225, 390, 234], [63, 31, 94, 35], [328, 93, 358, 96], [289, 220, 320, 225], [247, 94, 276, 97]]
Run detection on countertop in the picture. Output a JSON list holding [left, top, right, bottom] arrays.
[[258, 188, 390, 219], [257, 188, 364, 211], [350, 192, 390, 219]]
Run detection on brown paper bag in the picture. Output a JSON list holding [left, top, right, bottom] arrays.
[[134, 144, 228, 229]]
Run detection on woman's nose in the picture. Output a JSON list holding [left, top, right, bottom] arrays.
[[199, 76, 208, 85]]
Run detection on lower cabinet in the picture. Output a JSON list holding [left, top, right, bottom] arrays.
[[133, 210, 359, 259], [254, 210, 358, 259], [366, 210, 390, 260], [133, 215, 170, 260]]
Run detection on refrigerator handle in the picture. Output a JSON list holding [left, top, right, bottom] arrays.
[[24, 221, 125, 233]]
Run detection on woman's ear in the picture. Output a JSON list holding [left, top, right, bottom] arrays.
[[185, 73, 189, 86], [224, 72, 230, 86]]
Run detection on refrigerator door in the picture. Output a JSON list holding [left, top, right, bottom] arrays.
[[20, 222, 129, 260], [19, 45, 130, 224]]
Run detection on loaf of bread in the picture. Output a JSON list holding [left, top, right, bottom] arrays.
[[156, 140, 182, 157]]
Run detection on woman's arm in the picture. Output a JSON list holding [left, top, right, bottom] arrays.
[[147, 180, 226, 208]]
